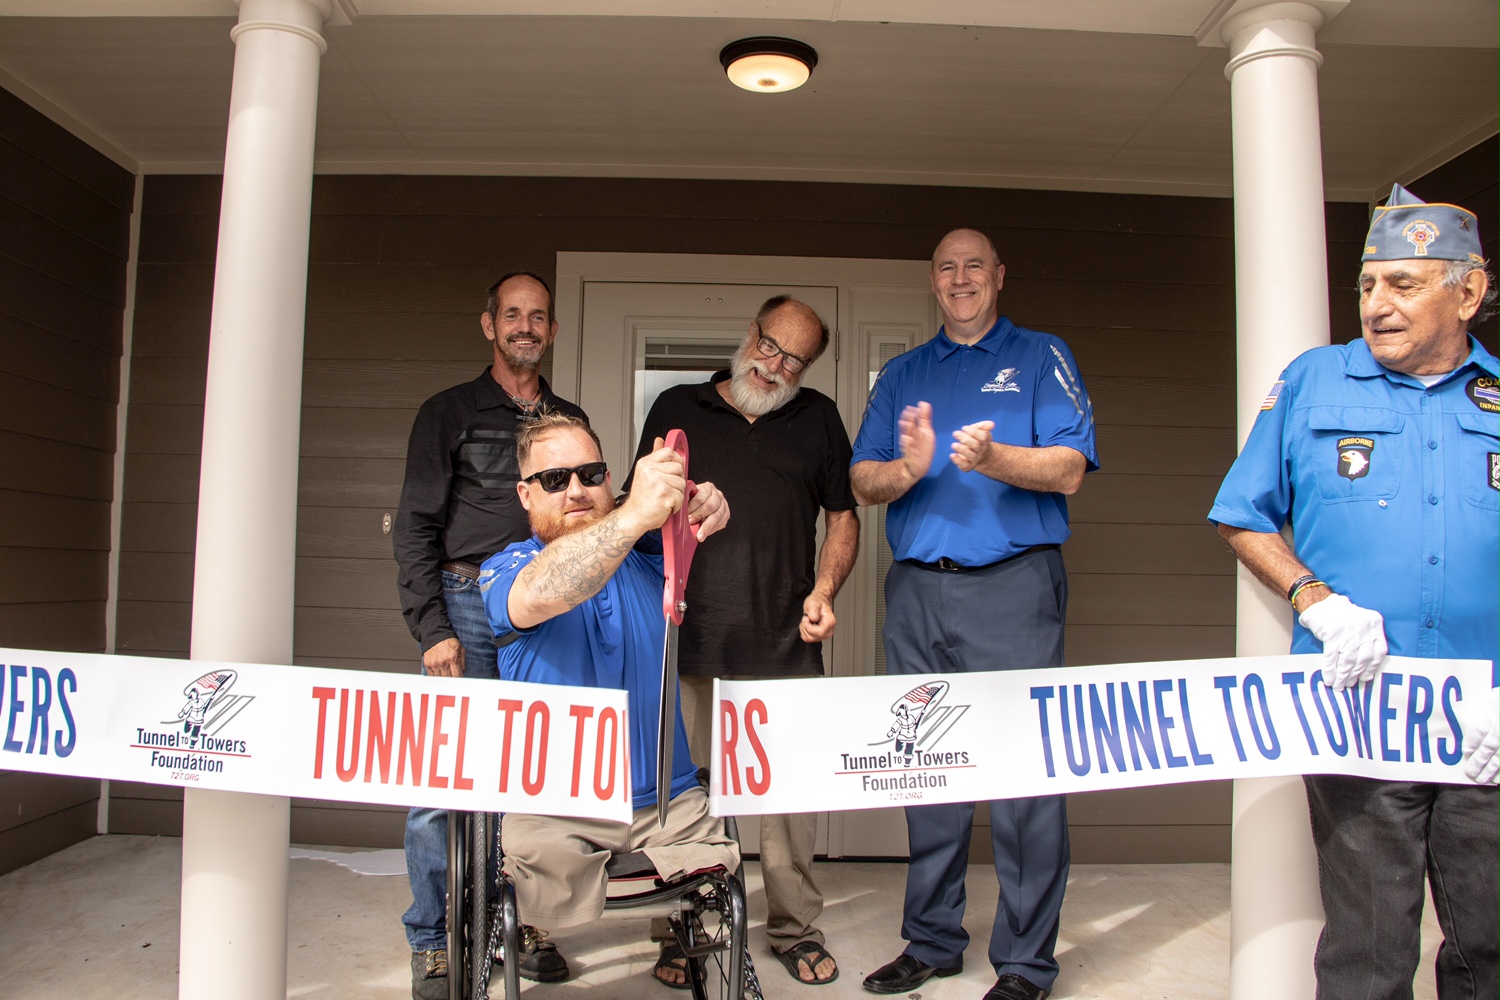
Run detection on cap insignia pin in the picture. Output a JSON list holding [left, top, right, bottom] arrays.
[[1403, 220, 1439, 256]]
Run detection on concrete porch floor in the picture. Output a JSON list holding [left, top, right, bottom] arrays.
[[0, 835, 1443, 999]]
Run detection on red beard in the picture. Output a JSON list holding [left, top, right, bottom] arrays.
[[529, 499, 608, 544]]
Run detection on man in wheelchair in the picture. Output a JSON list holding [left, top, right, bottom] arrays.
[[478, 410, 739, 985]]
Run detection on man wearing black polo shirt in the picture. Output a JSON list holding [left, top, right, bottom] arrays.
[[393, 271, 586, 999], [627, 295, 859, 988]]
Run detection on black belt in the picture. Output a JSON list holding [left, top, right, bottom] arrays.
[[440, 560, 481, 581], [902, 544, 1058, 574]]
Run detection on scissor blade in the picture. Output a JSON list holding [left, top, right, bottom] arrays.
[[656, 620, 680, 828]]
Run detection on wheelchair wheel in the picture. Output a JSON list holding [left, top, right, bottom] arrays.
[[468, 811, 494, 1000], [668, 872, 763, 1000], [450, 812, 513, 1000], [445, 811, 469, 1000]]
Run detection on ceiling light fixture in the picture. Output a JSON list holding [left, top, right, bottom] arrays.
[[719, 36, 818, 94]]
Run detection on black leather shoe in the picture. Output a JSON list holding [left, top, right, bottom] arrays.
[[983, 973, 1050, 1000], [862, 954, 963, 994]]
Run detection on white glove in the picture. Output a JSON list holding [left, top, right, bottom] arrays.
[[1460, 698, 1499, 785], [1298, 594, 1387, 691]]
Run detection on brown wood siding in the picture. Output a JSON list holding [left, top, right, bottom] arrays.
[[0, 86, 134, 873], [1404, 139, 1498, 354], [114, 136, 1497, 858]]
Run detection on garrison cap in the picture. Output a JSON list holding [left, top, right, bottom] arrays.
[[1363, 183, 1484, 264]]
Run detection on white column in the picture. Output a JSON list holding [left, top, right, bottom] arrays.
[[1219, 4, 1332, 1000], [179, 2, 331, 999]]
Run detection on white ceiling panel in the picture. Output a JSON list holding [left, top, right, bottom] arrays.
[[0, 6, 1491, 198]]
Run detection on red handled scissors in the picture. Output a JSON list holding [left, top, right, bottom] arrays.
[[656, 428, 698, 826]]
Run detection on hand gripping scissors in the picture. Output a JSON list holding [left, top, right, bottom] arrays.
[[656, 429, 698, 827]]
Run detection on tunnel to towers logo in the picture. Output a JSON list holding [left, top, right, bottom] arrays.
[[131, 669, 256, 779], [880, 681, 968, 764], [836, 680, 975, 797], [172, 669, 251, 748]]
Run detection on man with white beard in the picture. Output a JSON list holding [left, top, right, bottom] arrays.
[[626, 295, 859, 988]]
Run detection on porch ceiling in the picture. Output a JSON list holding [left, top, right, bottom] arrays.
[[0, 0, 1493, 199]]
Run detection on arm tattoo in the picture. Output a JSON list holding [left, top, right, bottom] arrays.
[[519, 513, 639, 614]]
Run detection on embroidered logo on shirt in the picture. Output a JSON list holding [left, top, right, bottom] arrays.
[[1261, 380, 1285, 411], [1466, 375, 1499, 413], [1336, 437, 1375, 480], [1490, 453, 1499, 492], [981, 367, 1020, 393]]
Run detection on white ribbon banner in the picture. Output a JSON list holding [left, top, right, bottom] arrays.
[[711, 655, 1495, 816], [5, 649, 1491, 823], [0, 647, 633, 823]]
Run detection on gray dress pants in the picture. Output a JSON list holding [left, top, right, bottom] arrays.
[[883, 548, 1070, 990]]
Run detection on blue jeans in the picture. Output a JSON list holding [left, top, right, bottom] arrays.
[[402, 571, 501, 952], [1305, 775, 1498, 1000]]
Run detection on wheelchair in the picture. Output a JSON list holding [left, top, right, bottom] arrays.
[[444, 779, 763, 1000]]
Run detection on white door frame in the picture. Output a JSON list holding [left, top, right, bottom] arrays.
[[554, 251, 931, 415], [552, 251, 934, 856]]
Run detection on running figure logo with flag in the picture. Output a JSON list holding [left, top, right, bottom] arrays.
[[169, 669, 252, 748], [877, 680, 968, 765]]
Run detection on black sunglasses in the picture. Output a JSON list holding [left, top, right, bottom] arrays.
[[522, 461, 608, 492]]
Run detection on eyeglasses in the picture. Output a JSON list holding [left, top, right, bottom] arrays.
[[522, 462, 608, 492], [753, 331, 811, 375]]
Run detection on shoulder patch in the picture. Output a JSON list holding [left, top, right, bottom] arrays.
[[1467, 375, 1499, 413], [1261, 380, 1285, 411]]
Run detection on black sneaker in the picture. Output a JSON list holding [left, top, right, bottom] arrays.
[[496, 924, 569, 983], [411, 949, 447, 1000]]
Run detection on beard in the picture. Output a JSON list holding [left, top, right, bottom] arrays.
[[497, 333, 545, 371], [529, 496, 608, 545], [726, 342, 800, 417]]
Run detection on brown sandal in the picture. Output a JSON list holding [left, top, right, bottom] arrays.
[[774, 940, 840, 985]]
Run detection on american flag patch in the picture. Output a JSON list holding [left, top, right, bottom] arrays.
[[1261, 380, 1285, 411]]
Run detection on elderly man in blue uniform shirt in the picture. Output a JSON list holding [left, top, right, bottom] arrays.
[[1210, 184, 1499, 1000], [478, 411, 739, 972], [851, 228, 1097, 1000]]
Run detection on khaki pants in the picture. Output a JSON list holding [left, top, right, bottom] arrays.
[[502, 787, 739, 931], [681, 674, 826, 951]]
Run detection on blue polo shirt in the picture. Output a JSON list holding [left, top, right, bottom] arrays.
[[479, 539, 699, 810], [851, 317, 1099, 565], [1209, 338, 1499, 683]]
